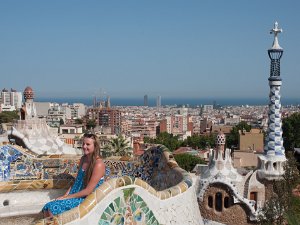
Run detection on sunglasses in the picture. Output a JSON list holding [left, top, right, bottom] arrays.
[[83, 133, 97, 139]]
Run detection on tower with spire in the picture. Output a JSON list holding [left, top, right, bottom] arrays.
[[198, 132, 243, 193], [22, 86, 37, 119], [257, 22, 286, 180]]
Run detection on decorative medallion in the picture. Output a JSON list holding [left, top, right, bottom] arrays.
[[99, 188, 160, 225]]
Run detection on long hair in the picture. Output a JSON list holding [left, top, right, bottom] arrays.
[[82, 133, 102, 187]]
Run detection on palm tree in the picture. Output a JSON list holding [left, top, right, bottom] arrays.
[[102, 135, 133, 157]]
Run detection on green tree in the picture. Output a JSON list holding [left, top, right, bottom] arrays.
[[174, 153, 205, 172], [74, 118, 83, 124], [144, 132, 182, 151], [0, 111, 19, 123], [282, 112, 300, 151], [59, 118, 64, 125], [103, 135, 133, 157], [86, 119, 96, 130], [258, 152, 300, 225], [144, 133, 216, 151], [182, 134, 216, 149], [226, 121, 251, 148]]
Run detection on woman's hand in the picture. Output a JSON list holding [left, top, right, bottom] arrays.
[[55, 195, 68, 200]]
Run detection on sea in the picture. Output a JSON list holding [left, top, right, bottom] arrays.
[[35, 97, 300, 107]]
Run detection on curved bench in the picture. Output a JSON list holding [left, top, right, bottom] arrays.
[[35, 145, 203, 225]]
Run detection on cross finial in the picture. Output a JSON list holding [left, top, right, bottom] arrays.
[[270, 21, 283, 49]]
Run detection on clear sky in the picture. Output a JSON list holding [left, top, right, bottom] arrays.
[[0, 1, 299, 100]]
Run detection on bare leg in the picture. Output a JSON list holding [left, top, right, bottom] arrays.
[[43, 209, 53, 218]]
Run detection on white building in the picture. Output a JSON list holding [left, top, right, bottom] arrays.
[[0, 88, 22, 110], [1, 89, 10, 105], [46, 104, 71, 127], [0, 104, 16, 112], [10, 90, 22, 109], [35, 102, 52, 117], [70, 103, 86, 119], [203, 105, 214, 112]]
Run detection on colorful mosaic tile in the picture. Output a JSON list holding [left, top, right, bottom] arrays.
[[0, 145, 79, 182], [0, 145, 23, 181], [1, 144, 183, 196], [98, 188, 160, 225]]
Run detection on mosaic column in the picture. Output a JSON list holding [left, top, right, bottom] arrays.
[[264, 22, 285, 156], [258, 22, 286, 180]]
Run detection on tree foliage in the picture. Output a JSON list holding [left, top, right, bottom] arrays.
[[74, 118, 83, 124], [86, 119, 96, 130], [182, 134, 216, 149], [59, 118, 64, 125], [174, 153, 205, 172], [144, 132, 182, 151], [144, 132, 215, 151], [282, 112, 300, 151], [258, 152, 300, 224], [0, 111, 19, 123], [102, 135, 133, 158], [226, 121, 251, 148]]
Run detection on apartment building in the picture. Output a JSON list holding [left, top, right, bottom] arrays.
[[0, 88, 22, 111]]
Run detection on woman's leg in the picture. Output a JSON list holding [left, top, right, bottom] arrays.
[[43, 209, 53, 218]]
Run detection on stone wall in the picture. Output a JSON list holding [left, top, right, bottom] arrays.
[[199, 184, 256, 225], [35, 176, 202, 225], [1, 144, 194, 222], [1, 145, 183, 191]]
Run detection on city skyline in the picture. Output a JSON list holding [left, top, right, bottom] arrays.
[[1, 1, 300, 99]]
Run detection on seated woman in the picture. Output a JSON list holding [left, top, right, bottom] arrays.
[[42, 133, 105, 217]]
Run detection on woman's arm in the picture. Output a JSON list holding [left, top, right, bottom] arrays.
[[62, 159, 105, 200]]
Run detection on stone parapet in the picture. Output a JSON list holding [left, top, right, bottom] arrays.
[[35, 174, 200, 225]]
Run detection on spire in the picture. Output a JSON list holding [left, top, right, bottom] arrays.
[[270, 21, 283, 50], [258, 22, 286, 180], [215, 131, 226, 159]]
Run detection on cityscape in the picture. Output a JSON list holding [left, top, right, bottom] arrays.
[[1, 86, 300, 151], [1, 1, 300, 225], [1, 34, 300, 223]]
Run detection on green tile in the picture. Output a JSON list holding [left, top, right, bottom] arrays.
[[114, 197, 121, 207], [101, 213, 107, 220], [109, 203, 115, 211]]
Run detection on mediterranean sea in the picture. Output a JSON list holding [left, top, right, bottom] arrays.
[[35, 97, 300, 107]]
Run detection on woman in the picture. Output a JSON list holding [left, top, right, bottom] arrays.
[[42, 133, 105, 217]]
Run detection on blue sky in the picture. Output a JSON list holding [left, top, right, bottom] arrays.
[[0, 1, 299, 99]]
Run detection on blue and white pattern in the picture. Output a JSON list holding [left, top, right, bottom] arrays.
[[264, 85, 285, 155], [42, 166, 109, 215], [0, 145, 23, 181], [257, 22, 286, 180]]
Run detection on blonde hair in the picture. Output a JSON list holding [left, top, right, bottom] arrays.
[[82, 133, 101, 187]]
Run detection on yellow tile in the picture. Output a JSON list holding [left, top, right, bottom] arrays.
[[95, 188, 106, 203], [28, 180, 46, 190], [0, 181, 7, 187], [177, 181, 188, 193], [116, 178, 125, 187], [122, 176, 133, 185], [15, 181, 31, 190], [79, 205, 89, 218], [61, 207, 79, 224], [134, 178, 149, 189], [169, 186, 181, 197], [105, 179, 116, 189], [80, 192, 96, 211], [147, 186, 157, 196], [100, 182, 113, 195], [0, 184, 14, 192]]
